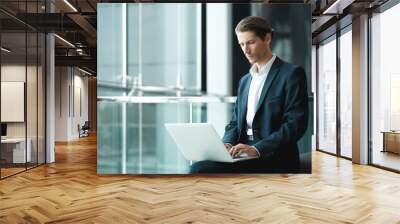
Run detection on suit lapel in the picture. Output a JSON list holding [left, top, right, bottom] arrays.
[[255, 57, 282, 112], [239, 75, 251, 129]]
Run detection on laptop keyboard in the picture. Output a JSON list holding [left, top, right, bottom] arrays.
[[233, 152, 249, 158]]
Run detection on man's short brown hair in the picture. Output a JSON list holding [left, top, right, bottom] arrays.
[[235, 16, 274, 40]]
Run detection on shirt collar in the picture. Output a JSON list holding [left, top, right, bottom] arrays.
[[249, 54, 276, 78]]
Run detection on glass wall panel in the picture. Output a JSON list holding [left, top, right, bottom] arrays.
[[317, 36, 337, 154], [97, 4, 124, 89], [371, 4, 400, 171], [0, 1, 46, 179], [339, 28, 352, 158], [1, 31, 27, 177], [127, 4, 199, 89], [98, 3, 200, 95], [98, 100, 233, 174], [98, 3, 202, 174]]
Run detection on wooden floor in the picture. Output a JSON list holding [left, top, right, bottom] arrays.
[[0, 167, 26, 178], [1, 135, 400, 223], [372, 150, 400, 171]]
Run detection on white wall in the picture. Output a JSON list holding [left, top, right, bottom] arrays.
[[55, 67, 68, 141], [55, 67, 89, 141], [72, 73, 89, 138], [1, 65, 26, 81], [206, 4, 232, 96]]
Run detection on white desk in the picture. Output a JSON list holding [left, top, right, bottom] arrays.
[[1, 138, 31, 163]]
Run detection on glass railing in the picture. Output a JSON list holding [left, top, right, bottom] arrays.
[[97, 85, 313, 174], [97, 90, 236, 174]]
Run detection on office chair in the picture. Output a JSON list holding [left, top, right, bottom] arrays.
[[79, 121, 90, 138]]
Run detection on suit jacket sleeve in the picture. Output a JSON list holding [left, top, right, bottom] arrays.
[[253, 67, 308, 158], [222, 79, 243, 145]]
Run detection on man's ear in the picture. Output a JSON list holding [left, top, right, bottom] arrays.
[[264, 33, 272, 45]]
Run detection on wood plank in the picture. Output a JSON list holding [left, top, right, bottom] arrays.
[[0, 134, 399, 223]]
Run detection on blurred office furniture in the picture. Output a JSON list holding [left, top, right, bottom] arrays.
[[79, 121, 90, 138], [1, 138, 32, 165], [382, 131, 400, 154], [1, 123, 7, 139]]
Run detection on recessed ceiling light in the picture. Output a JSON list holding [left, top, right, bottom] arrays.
[[54, 34, 75, 48], [78, 67, 93, 76], [322, 0, 353, 15], [63, 0, 78, 12], [1, 47, 11, 53]]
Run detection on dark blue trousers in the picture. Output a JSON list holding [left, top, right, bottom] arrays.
[[189, 139, 286, 173], [189, 158, 278, 173]]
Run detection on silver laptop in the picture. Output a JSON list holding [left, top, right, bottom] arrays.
[[165, 123, 258, 163]]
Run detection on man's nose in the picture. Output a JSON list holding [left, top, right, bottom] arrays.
[[244, 45, 250, 54]]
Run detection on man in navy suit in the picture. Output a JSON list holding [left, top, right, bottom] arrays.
[[190, 16, 308, 173]]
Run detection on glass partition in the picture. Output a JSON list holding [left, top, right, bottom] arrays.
[[127, 4, 200, 89], [371, 4, 400, 171], [317, 36, 337, 154], [339, 28, 352, 158], [98, 97, 234, 174], [98, 3, 200, 94], [1, 31, 28, 177], [97, 3, 203, 174], [0, 1, 46, 179]]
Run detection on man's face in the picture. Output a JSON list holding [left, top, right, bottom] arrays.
[[236, 31, 271, 65]]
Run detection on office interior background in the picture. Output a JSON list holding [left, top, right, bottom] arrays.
[[0, 0, 97, 179], [0, 0, 400, 222]]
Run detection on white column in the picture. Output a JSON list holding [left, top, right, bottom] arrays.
[[352, 14, 369, 164], [206, 4, 232, 96], [312, 45, 317, 151], [206, 4, 232, 137], [46, 32, 55, 163]]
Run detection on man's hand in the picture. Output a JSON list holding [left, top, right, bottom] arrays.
[[229, 144, 259, 157]]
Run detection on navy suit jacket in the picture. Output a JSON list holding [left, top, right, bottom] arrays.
[[223, 57, 308, 171]]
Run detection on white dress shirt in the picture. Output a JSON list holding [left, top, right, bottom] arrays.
[[225, 55, 276, 157], [246, 54, 276, 136]]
